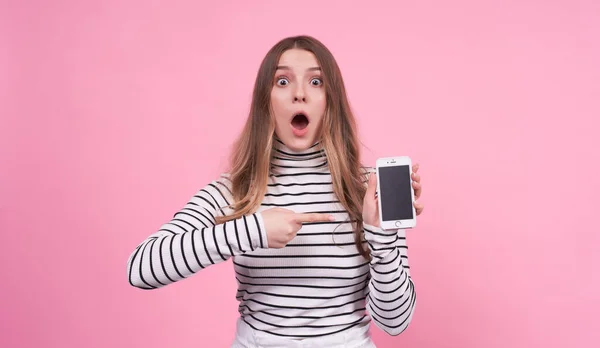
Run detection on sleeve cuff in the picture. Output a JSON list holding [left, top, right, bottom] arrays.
[[363, 223, 398, 262]]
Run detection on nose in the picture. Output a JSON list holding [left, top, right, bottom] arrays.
[[293, 84, 306, 103]]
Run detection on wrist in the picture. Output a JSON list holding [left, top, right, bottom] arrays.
[[363, 221, 382, 231]]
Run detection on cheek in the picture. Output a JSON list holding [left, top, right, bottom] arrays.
[[313, 91, 327, 113], [270, 89, 280, 107], [270, 91, 284, 115], [272, 88, 292, 106], [270, 90, 287, 126]]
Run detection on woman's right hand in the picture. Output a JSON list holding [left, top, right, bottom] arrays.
[[261, 208, 335, 248]]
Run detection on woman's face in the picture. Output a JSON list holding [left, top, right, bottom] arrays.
[[270, 48, 326, 152]]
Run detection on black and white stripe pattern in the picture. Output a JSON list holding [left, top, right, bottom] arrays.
[[127, 139, 416, 338]]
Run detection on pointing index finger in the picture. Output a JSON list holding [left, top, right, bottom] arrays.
[[294, 213, 336, 223]]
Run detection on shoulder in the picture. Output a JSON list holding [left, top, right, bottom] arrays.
[[195, 173, 234, 202], [209, 173, 234, 198], [214, 173, 233, 190], [188, 173, 235, 215]]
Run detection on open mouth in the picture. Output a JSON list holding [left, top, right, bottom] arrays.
[[291, 113, 309, 130]]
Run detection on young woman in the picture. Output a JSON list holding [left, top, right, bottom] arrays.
[[127, 35, 423, 348]]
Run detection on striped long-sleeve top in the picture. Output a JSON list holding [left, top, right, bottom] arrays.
[[127, 139, 416, 338]]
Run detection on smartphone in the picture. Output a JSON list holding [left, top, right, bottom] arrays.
[[376, 156, 417, 230]]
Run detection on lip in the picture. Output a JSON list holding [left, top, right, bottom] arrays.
[[291, 110, 310, 122], [290, 110, 310, 137]]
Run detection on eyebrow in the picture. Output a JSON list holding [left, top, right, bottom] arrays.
[[276, 65, 321, 72]]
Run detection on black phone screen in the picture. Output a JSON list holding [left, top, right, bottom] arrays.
[[379, 165, 413, 221]]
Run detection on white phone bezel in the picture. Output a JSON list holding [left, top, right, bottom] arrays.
[[375, 156, 416, 230]]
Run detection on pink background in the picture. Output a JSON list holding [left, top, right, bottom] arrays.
[[2, 0, 599, 347]]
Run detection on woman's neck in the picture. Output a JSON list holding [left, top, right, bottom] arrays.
[[270, 137, 328, 174]]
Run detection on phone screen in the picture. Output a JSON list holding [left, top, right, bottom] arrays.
[[379, 165, 413, 221]]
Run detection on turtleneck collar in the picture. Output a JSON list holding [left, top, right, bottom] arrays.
[[270, 137, 329, 174]]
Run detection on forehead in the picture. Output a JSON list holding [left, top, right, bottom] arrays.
[[277, 49, 320, 71]]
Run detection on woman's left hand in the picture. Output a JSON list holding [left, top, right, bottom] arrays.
[[363, 164, 424, 227], [411, 163, 424, 215]]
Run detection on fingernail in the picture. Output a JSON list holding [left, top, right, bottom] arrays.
[[329, 215, 335, 221]]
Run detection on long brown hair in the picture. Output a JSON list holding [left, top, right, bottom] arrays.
[[215, 35, 370, 260]]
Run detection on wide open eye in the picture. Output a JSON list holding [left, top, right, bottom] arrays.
[[310, 78, 323, 86], [276, 78, 289, 86]]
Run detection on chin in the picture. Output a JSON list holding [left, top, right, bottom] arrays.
[[278, 132, 317, 151]]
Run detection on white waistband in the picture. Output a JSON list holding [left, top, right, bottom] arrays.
[[231, 317, 376, 348]]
